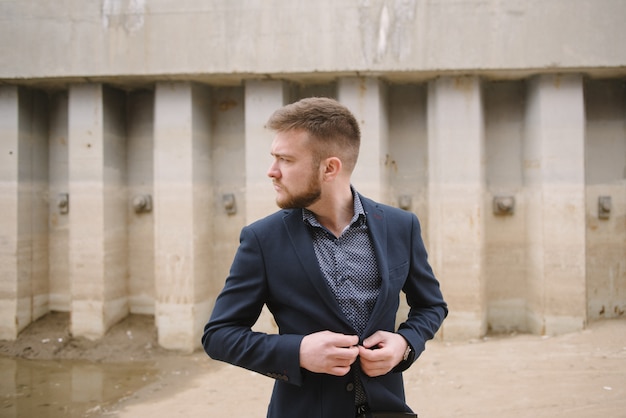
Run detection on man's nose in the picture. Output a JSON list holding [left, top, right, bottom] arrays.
[[267, 161, 279, 178]]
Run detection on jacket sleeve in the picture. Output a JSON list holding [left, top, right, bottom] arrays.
[[395, 213, 448, 370], [201, 225, 305, 385]]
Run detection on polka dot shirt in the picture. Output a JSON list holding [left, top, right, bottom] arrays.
[[303, 190, 381, 335]]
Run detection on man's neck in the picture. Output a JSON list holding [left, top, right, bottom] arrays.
[[307, 185, 354, 237]]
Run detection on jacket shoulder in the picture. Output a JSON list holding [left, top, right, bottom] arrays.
[[245, 209, 298, 233]]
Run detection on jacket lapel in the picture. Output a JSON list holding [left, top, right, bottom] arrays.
[[360, 197, 391, 336], [281, 209, 354, 330]]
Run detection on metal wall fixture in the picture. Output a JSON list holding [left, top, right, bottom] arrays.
[[132, 194, 153, 214], [398, 195, 412, 211], [222, 193, 237, 215], [493, 195, 515, 216], [598, 195, 611, 219], [57, 193, 69, 214]]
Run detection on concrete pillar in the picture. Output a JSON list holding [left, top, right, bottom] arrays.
[[244, 80, 290, 223], [49, 91, 70, 311], [0, 86, 49, 340], [427, 76, 487, 340], [338, 77, 389, 203], [524, 75, 586, 335], [127, 90, 155, 315], [68, 84, 128, 339], [0, 86, 22, 340], [154, 82, 212, 351]]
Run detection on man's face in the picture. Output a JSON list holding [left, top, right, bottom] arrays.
[[267, 130, 322, 209]]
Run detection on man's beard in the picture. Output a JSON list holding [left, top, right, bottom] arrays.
[[275, 176, 322, 209]]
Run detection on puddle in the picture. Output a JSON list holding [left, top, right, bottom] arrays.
[[0, 356, 158, 418]]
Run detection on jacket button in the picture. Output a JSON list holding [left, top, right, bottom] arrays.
[[346, 383, 354, 392]]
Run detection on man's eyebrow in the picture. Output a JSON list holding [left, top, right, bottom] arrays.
[[271, 152, 292, 158]]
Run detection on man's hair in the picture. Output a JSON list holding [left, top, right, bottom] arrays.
[[266, 97, 361, 172]]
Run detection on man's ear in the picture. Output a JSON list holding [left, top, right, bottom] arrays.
[[322, 156, 342, 181]]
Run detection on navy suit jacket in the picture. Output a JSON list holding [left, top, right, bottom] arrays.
[[202, 194, 447, 418]]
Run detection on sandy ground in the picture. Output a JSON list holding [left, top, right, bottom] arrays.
[[2, 314, 625, 418]]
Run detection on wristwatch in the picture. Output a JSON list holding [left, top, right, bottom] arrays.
[[402, 343, 412, 362]]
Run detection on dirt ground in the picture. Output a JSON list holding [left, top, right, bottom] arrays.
[[2, 313, 625, 418]]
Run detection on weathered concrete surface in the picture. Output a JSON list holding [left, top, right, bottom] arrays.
[[0, 1, 625, 350], [1, 0, 625, 81]]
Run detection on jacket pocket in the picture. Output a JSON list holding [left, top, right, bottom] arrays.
[[388, 261, 409, 285]]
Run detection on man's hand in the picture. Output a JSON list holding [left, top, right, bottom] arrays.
[[358, 331, 408, 377], [299, 331, 359, 376]]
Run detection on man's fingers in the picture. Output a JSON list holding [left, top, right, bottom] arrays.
[[362, 331, 384, 349], [329, 365, 352, 376], [333, 333, 359, 348], [335, 344, 359, 358], [358, 344, 382, 361], [300, 331, 360, 375]]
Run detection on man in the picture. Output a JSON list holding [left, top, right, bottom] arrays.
[[202, 97, 447, 418]]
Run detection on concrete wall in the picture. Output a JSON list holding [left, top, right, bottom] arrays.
[[127, 90, 155, 316], [1, 0, 625, 350], [48, 92, 70, 312], [484, 80, 527, 332], [585, 79, 626, 321], [1, 0, 625, 80]]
